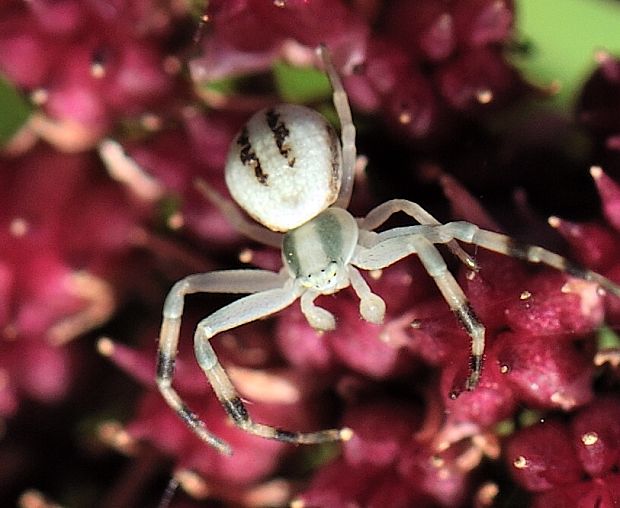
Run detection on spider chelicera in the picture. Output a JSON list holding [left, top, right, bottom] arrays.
[[156, 46, 620, 455]]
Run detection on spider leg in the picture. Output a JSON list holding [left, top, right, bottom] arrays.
[[353, 225, 440, 269], [352, 218, 620, 388], [158, 269, 289, 454], [318, 45, 356, 209], [357, 221, 620, 296], [352, 233, 485, 389], [194, 178, 283, 248], [408, 236, 485, 390], [193, 281, 350, 447], [429, 221, 620, 297], [359, 199, 479, 271]]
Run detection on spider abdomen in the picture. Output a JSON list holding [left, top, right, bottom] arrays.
[[225, 104, 343, 232]]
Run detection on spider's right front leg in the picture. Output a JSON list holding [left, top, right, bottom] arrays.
[[157, 269, 288, 455], [192, 281, 351, 448], [159, 270, 351, 454]]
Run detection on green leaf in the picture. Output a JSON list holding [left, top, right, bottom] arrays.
[[597, 325, 620, 351], [272, 59, 330, 103], [203, 76, 239, 96], [495, 418, 516, 437], [515, 0, 620, 109], [0, 76, 31, 144], [518, 409, 542, 428]]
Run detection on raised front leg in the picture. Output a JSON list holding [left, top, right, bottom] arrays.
[[318, 45, 356, 209], [193, 281, 351, 447], [354, 219, 620, 389], [157, 269, 288, 455], [385, 221, 620, 297]]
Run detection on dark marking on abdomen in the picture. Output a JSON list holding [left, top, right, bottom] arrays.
[[237, 127, 268, 184], [266, 109, 295, 166]]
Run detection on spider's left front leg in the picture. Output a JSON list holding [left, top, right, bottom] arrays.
[[353, 229, 486, 390]]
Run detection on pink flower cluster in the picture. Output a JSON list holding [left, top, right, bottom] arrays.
[[507, 397, 620, 507], [0, 147, 142, 418], [193, 0, 524, 140], [0, 0, 179, 151], [1, 1, 619, 507]]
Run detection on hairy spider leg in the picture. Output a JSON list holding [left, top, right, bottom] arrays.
[[354, 218, 620, 390], [193, 283, 349, 446], [426, 221, 620, 298], [157, 270, 350, 454], [157, 270, 285, 454], [352, 228, 485, 390]]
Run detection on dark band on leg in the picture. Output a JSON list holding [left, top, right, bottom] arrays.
[[274, 429, 299, 443], [498, 238, 620, 295], [504, 238, 532, 261], [156, 351, 175, 380], [470, 354, 483, 375], [222, 396, 250, 425], [273, 428, 343, 444], [178, 404, 201, 428], [466, 354, 484, 390], [562, 260, 589, 279], [453, 302, 485, 390], [453, 302, 483, 335]]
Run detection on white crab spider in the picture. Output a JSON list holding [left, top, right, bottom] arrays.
[[157, 46, 620, 455]]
